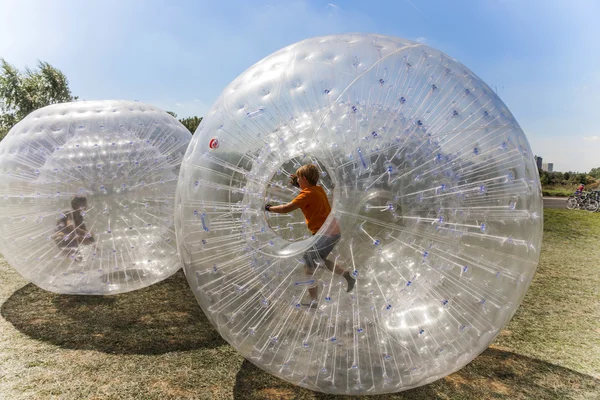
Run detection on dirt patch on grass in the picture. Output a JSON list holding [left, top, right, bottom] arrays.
[[149, 379, 196, 398], [489, 379, 510, 395], [257, 388, 297, 399], [444, 373, 469, 387]]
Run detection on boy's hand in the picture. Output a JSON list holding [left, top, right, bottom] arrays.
[[265, 204, 272, 212]]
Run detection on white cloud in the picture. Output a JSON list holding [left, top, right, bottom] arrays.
[[583, 136, 600, 141], [415, 37, 427, 43], [326, 3, 341, 17]]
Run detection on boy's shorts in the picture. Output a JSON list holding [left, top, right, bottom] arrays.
[[303, 234, 341, 271]]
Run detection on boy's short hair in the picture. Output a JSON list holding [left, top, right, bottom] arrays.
[[296, 164, 320, 186], [71, 196, 88, 210]]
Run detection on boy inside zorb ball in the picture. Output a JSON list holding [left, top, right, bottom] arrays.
[[264, 164, 356, 307]]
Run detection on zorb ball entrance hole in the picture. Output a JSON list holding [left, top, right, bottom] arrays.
[[0, 100, 192, 294], [264, 157, 334, 242], [175, 34, 542, 394]]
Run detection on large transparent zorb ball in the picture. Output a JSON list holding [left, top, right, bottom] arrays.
[[175, 34, 542, 394], [0, 100, 191, 295]]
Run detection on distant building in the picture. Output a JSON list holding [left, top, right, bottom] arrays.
[[542, 163, 554, 172], [534, 156, 543, 170]]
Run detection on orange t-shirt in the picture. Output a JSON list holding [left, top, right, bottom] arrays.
[[291, 186, 339, 235]]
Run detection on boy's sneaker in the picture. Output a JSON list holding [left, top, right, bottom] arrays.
[[346, 275, 356, 293], [342, 271, 356, 293]]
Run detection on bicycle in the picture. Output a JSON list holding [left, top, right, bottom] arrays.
[[590, 190, 600, 212], [567, 191, 599, 212]]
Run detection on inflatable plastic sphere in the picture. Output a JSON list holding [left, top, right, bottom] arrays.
[[175, 34, 542, 394], [0, 100, 191, 295]]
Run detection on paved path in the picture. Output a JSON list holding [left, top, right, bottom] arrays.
[[543, 197, 567, 209]]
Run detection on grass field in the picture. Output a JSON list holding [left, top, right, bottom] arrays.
[[542, 188, 574, 197], [1, 208, 599, 399], [542, 183, 595, 197]]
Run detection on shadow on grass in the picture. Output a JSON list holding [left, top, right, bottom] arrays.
[[233, 347, 600, 400], [0, 270, 226, 355]]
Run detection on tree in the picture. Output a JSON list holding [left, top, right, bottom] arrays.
[[179, 116, 202, 134], [0, 59, 77, 139], [589, 167, 600, 179], [585, 175, 596, 185], [553, 171, 564, 182], [165, 112, 201, 134]]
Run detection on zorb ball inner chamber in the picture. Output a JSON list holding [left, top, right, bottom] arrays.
[[175, 34, 543, 394], [0, 100, 191, 294]]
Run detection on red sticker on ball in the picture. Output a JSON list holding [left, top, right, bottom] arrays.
[[209, 138, 219, 150]]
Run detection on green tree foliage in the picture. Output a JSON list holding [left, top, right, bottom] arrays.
[[178, 116, 202, 134], [553, 171, 564, 182], [165, 112, 201, 134], [0, 59, 77, 139], [585, 175, 596, 185], [539, 169, 597, 188], [588, 167, 600, 179]]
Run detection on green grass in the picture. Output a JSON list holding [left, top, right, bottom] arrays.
[[494, 210, 600, 377], [542, 188, 574, 197], [0, 209, 599, 399]]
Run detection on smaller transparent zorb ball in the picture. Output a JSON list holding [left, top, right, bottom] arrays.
[[0, 100, 191, 294], [175, 34, 542, 394]]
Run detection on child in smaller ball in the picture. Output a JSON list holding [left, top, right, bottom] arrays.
[[265, 164, 355, 307], [53, 196, 95, 259]]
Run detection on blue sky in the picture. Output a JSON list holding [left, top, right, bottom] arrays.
[[1, 0, 599, 172]]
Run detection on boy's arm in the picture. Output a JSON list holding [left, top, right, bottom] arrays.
[[266, 202, 299, 213], [266, 190, 307, 213]]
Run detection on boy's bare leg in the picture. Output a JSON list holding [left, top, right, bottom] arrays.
[[324, 258, 356, 292], [308, 286, 318, 301], [324, 258, 346, 275], [305, 266, 319, 303]]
